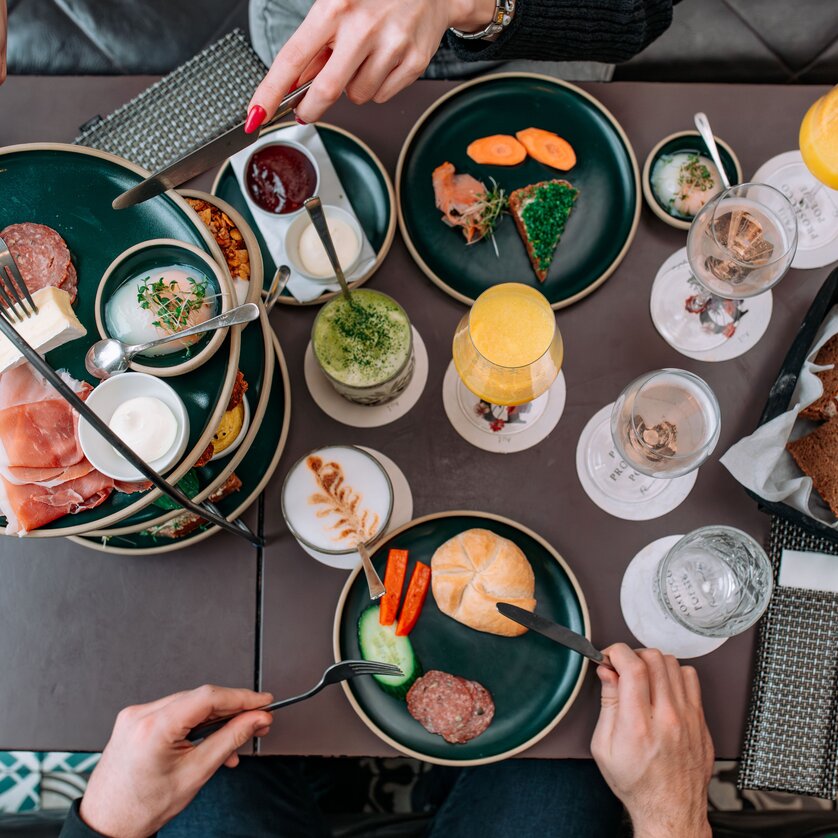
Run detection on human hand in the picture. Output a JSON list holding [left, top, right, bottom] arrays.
[[80, 685, 274, 838], [246, 0, 496, 129], [590, 644, 714, 838]]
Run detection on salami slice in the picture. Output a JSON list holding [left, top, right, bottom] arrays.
[[445, 679, 495, 744], [0, 222, 72, 299], [406, 670, 474, 739], [59, 261, 78, 304]]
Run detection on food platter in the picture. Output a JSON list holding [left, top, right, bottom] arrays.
[[211, 122, 396, 306], [334, 511, 589, 766], [69, 330, 290, 555], [0, 143, 240, 537], [396, 73, 641, 309], [83, 305, 276, 537]]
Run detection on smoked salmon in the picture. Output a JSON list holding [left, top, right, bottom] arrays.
[[432, 162, 488, 243]]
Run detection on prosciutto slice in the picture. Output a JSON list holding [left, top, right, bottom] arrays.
[[0, 365, 146, 535]]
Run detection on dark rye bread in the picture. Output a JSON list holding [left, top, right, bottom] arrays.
[[801, 335, 838, 421], [787, 418, 838, 517], [509, 179, 578, 282]]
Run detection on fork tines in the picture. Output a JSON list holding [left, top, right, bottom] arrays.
[[347, 660, 403, 676], [0, 237, 39, 323]]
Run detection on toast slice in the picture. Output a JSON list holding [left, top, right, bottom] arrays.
[[509, 180, 579, 282], [787, 417, 838, 517], [801, 334, 838, 421]]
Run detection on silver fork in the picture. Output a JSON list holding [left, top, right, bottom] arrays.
[[187, 659, 403, 741], [0, 236, 39, 322]]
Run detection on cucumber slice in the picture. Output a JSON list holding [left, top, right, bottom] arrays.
[[358, 604, 422, 699], [153, 470, 200, 510]]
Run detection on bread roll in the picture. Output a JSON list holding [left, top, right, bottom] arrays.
[[431, 528, 536, 637]]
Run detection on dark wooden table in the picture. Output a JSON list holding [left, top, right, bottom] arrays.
[[0, 76, 830, 758]]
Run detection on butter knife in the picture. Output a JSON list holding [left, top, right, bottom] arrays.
[[112, 82, 313, 210], [496, 603, 615, 670]]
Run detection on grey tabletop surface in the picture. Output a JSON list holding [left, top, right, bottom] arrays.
[[0, 76, 832, 759]]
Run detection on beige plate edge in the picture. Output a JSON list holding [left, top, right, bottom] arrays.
[[331, 509, 591, 767]]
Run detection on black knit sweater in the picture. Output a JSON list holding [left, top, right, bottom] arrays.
[[446, 0, 674, 64]]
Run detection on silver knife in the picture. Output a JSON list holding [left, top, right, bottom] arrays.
[[497, 602, 615, 670], [112, 81, 313, 210]]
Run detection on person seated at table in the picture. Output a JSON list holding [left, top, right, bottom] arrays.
[[244, 0, 677, 130], [59, 644, 713, 838]]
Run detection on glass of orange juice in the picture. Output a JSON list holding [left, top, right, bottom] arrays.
[[800, 85, 838, 189], [450, 283, 563, 438]]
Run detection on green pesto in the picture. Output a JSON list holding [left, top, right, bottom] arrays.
[[520, 182, 579, 272]]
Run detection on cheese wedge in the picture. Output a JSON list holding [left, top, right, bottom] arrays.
[[0, 286, 86, 373]]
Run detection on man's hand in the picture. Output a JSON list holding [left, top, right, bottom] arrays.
[[246, 0, 496, 128], [591, 644, 714, 838], [80, 685, 273, 838], [1, 0, 8, 85]]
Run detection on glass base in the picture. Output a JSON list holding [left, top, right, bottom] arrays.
[[456, 379, 549, 436]]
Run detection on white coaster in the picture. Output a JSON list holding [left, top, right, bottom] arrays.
[[304, 326, 428, 427], [620, 535, 727, 658], [442, 362, 567, 453], [650, 248, 772, 361], [576, 403, 698, 521], [299, 447, 413, 570], [752, 150, 838, 270]]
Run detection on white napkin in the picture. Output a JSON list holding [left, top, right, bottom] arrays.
[[779, 549, 838, 593], [230, 124, 376, 303], [720, 304, 838, 528]]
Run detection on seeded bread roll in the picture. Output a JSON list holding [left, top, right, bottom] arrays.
[[431, 528, 536, 637], [787, 417, 838, 517]]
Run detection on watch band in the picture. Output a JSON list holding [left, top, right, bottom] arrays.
[[450, 0, 515, 41]]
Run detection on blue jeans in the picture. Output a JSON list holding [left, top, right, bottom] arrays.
[[161, 757, 622, 837]]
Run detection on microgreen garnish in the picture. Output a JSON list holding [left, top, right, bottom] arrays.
[[136, 274, 209, 334]]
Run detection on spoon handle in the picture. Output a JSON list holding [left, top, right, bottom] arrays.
[[131, 302, 260, 355], [304, 196, 353, 302], [693, 112, 731, 190], [357, 542, 386, 601]]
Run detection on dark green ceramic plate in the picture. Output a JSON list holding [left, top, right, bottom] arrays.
[[0, 144, 238, 536], [334, 511, 589, 765], [84, 308, 275, 536], [71, 331, 290, 555], [397, 73, 640, 309], [211, 123, 395, 306]]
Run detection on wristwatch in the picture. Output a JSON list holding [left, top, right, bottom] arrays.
[[450, 0, 515, 41]]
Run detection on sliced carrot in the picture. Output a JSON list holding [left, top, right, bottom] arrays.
[[467, 134, 527, 166], [515, 128, 577, 171], [395, 562, 431, 636], [379, 549, 409, 625]]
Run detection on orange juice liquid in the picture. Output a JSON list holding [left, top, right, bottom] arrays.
[[800, 85, 838, 189]]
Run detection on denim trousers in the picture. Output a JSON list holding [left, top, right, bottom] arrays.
[[160, 756, 623, 837]]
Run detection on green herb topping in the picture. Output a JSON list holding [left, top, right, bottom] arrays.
[[674, 153, 717, 203], [136, 273, 209, 334], [520, 182, 578, 271]]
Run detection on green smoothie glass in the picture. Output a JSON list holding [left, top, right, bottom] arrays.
[[312, 289, 415, 406]]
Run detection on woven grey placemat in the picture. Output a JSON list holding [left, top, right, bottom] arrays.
[[73, 30, 267, 172], [738, 516, 838, 799]]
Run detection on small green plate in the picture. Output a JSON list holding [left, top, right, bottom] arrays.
[[70, 330, 290, 555], [0, 143, 238, 536], [397, 73, 640, 309], [334, 511, 589, 766], [211, 123, 396, 306]]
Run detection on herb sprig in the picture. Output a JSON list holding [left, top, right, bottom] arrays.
[[136, 274, 209, 334], [461, 179, 509, 256]]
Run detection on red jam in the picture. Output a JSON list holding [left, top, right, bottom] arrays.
[[246, 144, 318, 214]]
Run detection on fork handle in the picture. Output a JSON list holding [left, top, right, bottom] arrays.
[[186, 686, 322, 742]]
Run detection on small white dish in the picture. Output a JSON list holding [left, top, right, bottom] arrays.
[[285, 205, 362, 282], [209, 395, 251, 462], [79, 372, 190, 483], [243, 139, 320, 219]]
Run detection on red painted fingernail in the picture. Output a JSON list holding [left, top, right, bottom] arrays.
[[295, 116, 307, 126], [244, 105, 267, 134]]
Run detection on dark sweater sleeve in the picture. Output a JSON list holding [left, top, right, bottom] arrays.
[[445, 0, 673, 64], [59, 801, 111, 838]]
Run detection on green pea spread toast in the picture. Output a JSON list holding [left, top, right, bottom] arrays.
[[509, 180, 579, 282]]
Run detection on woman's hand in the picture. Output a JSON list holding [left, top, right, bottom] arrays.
[[79, 685, 273, 838], [591, 644, 714, 838], [246, 0, 495, 130]]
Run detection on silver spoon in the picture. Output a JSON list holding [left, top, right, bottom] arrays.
[[304, 196, 353, 303], [262, 265, 291, 314], [85, 302, 260, 379], [694, 112, 731, 190], [357, 541, 386, 601]]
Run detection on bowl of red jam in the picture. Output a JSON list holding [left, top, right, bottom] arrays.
[[245, 141, 320, 217]]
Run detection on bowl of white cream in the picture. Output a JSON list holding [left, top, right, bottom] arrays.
[[284, 205, 363, 282], [78, 373, 190, 483]]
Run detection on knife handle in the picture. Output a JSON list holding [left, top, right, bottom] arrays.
[[264, 81, 314, 128]]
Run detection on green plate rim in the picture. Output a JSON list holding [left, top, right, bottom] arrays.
[[68, 328, 291, 555], [395, 72, 641, 310], [210, 122, 396, 307], [332, 509, 591, 767], [0, 142, 241, 537]]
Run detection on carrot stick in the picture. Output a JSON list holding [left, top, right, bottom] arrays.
[[379, 549, 408, 625], [396, 562, 431, 636]]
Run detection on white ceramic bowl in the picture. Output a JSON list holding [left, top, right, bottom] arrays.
[[209, 394, 251, 462], [243, 140, 320, 219], [78, 373, 190, 483], [285, 205, 363, 282]]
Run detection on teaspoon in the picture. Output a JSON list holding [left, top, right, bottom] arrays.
[[694, 112, 731, 190]]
